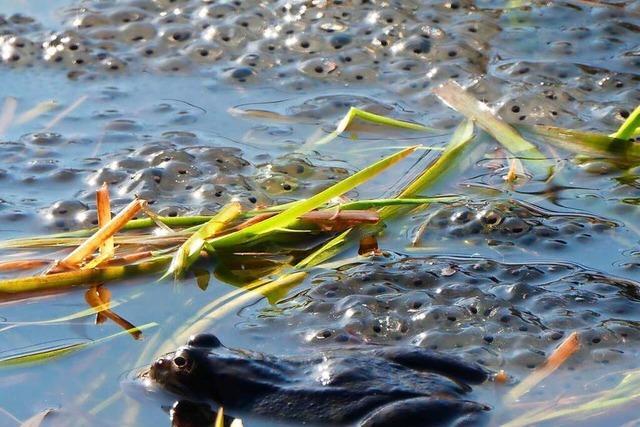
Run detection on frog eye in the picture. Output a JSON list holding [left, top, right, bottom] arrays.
[[172, 352, 194, 372]]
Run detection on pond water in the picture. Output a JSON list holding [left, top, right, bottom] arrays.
[[0, 0, 639, 426]]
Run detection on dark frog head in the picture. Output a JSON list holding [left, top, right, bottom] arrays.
[[149, 334, 223, 398]]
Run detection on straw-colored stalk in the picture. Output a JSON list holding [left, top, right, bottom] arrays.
[[61, 198, 144, 267], [505, 331, 580, 403], [96, 183, 114, 259], [0, 255, 170, 294]]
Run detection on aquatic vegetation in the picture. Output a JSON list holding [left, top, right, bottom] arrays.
[[1, 0, 640, 425], [0, 323, 157, 368]]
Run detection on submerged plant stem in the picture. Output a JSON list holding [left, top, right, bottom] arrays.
[[0, 256, 170, 294], [506, 331, 580, 403]]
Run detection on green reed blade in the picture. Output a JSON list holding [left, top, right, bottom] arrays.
[[0, 198, 459, 250], [295, 229, 354, 269], [206, 146, 419, 249], [307, 107, 436, 149], [380, 119, 474, 219], [529, 125, 640, 163], [433, 80, 552, 177], [0, 301, 123, 333], [611, 105, 640, 141], [336, 107, 436, 133], [164, 202, 242, 279], [0, 323, 157, 367]]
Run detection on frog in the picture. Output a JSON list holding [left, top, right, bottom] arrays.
[[147, 334, 490, 426]]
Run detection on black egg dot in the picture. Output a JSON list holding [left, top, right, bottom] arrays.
[[621, 110, 630, 119], [300, 41, 310, 48], [282, 183, 292, 191], [314, 66, 323, 73], [511, 105, 521, 113]]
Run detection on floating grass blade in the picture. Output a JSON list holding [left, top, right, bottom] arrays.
[[611, 105, 640, 141], [0, 96, 17, 136], [337, 107, 434, 133], [308, 107, 435, 148], [0, 322, 157, 367], [165, 202, 242, 279], [380, 119, 474, 219], [44, 95, 87, 131], [504, 368, 640, 427], [433, 81, 551, 177], [15, 100, 58, 126], [528, 125, 640, 162], [207, 146, 419, 249], [0, 299, 128, 333]]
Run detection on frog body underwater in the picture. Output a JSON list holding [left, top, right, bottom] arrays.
[[148, 334, 490, 426]]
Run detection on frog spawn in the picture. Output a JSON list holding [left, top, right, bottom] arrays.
[[1, 2, 639, 129], [410, 200, 617, 251], [32, 141, 348, 231], [253, 256, 640, 384]]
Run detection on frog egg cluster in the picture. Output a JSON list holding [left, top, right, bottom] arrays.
[[410, 200, 617, 251], [1, 2, 638, 128], [57, 140, 348, 231], [0, 125, 351, 231], [257, 256, 640, 377]]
